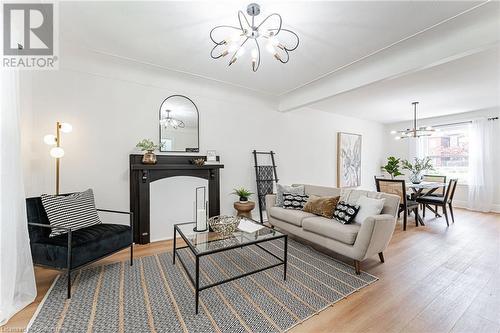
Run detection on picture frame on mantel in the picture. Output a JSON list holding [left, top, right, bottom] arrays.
[[337, 132, 362, 188]]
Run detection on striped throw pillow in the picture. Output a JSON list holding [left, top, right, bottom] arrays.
[[41, 189, 102, 237]]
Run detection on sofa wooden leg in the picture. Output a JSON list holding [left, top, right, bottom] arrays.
[[378, 252, 385, 263], [354, 260, 361, 275]]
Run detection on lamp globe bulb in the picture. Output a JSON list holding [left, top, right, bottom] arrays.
[[60, 122, 72, 133], [43, 134, 57, 145], [50, 147, 65, 158]]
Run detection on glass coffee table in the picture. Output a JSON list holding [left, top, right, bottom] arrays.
[[173, 218, 287, 314]]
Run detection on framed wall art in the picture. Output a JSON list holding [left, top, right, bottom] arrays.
[[337, 132, 362, 188]]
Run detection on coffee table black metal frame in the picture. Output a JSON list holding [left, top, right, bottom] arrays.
[[172, 221, 287, 314]]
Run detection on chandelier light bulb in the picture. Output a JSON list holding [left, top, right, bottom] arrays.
[[43, 134, 57, 145], [59, 122, 73, 133], [50, 147, 65, 158], [390, 130, 397, 134], [251, 48, 258, 60], [394, 136, 401, 140], [265, 42, 276, 55], [268, 36, 279, 47]]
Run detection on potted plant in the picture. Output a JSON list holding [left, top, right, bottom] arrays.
[[136, 139, 158, 164], [381, 156, 404, 179], [232, 187, 254, 203], [402, 157, 434, 184]]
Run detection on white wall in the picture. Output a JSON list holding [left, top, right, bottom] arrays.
[[383, 108, 500, 212], [19, 46, 385, 239]]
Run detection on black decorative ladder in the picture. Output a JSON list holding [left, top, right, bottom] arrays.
[[252, 150, 279, 223]]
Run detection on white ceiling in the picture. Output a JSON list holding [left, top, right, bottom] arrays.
[[60, 1, 485, 96], [308, 46, 500, 124]]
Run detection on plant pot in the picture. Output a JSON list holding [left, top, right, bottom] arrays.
[[239, 197, 248, 203], [142, 150, 157, 164], [409, 171, 422, 184]]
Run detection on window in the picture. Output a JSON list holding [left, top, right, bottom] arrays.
[[421, 124, 469, 182]]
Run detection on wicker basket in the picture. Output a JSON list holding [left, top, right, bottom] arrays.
[[208, 215, 241, 235]]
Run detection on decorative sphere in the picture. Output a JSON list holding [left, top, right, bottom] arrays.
[[50, 147, 65, 158]]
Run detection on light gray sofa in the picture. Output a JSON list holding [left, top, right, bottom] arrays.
[[265, 184, 400, 274]]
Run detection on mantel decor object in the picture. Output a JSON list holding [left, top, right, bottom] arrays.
[[44, 121, 73, 195], [194, 186, 208, 232], [190, 158, 206, 167], [136, 139, 158, 165]]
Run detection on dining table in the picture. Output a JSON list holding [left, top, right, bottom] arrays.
[[407, 181, 447, 219], [407, 181, 447, 196]]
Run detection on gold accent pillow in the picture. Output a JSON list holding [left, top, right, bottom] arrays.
[[303, 195, 340, 219]]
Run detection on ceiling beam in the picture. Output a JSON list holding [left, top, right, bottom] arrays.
[[278, 2, 500, 112]]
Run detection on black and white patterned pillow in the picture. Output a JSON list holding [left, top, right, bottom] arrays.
[[333, 201, 360, 224], [282, 193, 309, 210], [41, 189, 102, 237]]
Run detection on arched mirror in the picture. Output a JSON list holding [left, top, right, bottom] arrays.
[[159, 95, 199, 152]]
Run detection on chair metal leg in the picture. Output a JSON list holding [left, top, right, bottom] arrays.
[[435, 205, 439, 217], [378, 252, 385, 263], [403, 209, 407, 231], [67, 269, 71, 299], [130, 243, 134, 266], [414, 208, 418, 227], [449, 203, 455, 223], [422, 204, 426, 218], [354, 260, 361, 275], [443, 205, 450, 226], [67, 230, 72, 299]]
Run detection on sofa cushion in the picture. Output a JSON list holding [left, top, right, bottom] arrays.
[[30, 223, 131, 269], [302, 216, 361, 245], [268, 206, 315, 227], [283, 193, 309, 210], [276, 184, 305, 207], [303, 195, 340, 219], [354, 196, 385, 223], [41, 189, 102, 237]]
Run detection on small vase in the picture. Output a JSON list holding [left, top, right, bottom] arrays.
[[239, 197, 248, 203], [409, 171, 422, 184], [142, 150, 157, 164]]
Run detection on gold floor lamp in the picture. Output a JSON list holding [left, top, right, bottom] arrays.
[[44, 122, 72, 195]]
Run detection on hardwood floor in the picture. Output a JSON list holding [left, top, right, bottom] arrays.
[[3, 208, 499, 332]]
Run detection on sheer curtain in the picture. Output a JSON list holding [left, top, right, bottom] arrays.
[[468, 119, 495, 212], [0, 71, 36, 325]]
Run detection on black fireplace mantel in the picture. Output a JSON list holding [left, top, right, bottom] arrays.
[[129, 154, 224, 244]]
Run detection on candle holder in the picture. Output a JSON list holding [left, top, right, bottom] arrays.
[[193, 186, 208, 232]]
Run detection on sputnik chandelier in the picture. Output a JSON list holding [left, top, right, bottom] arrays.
[[391, 102, 437, 140], [210, 3, 299, 72]]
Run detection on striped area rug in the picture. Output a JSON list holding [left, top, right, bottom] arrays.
[[28, 239, 377, 333]]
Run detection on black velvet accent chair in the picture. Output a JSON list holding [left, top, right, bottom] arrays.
[[417, 179, 458, 226], [26, 196, 133, 298]]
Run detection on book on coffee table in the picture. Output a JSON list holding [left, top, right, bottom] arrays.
[[238, 218, 264, 233]]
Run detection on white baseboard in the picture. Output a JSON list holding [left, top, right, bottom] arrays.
[[453, 200, 500, 213]]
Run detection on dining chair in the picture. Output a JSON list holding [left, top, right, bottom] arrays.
[[421, 174, 447, 216], [417, 179, 458, 226], [375, 177, 422, 231]]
